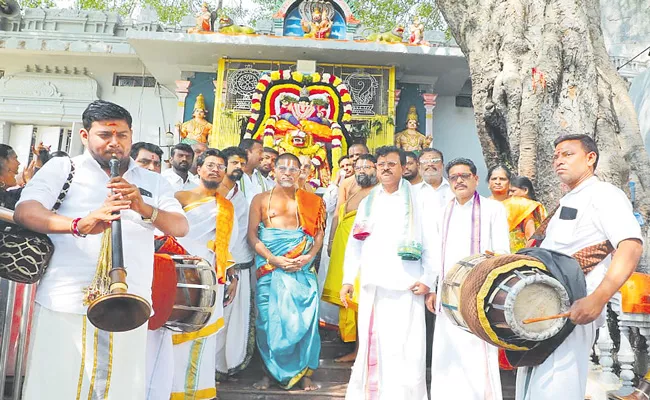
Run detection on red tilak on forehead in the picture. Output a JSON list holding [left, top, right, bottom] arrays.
[[104, 122, 117, 126]]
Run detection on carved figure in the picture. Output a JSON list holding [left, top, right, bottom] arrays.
[[177, 93, 212, 144], [300, 0, 335, 39], [395, 105, 432, 152], [409, 16, 426, 45], [187, 3, 216, 33], [218, 14, 256, 34], [366, 26, 405, 43]]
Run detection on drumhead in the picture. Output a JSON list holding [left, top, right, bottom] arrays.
[[505, 273, 570, 341]]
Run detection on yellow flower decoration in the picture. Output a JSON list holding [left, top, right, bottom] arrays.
[[342, 114, 352, 122], [311, 72, 321, 83], [247, 123, 255, 131], [333, 78, 342, 86], [291, 71, 304, 82], [341, 93, 351, 102], [256, 82, 267, 91], [251, 102, 261, 110], [270, 71, 281, 81]]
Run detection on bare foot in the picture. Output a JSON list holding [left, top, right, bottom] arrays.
[[299, 376, 320, 391], [253, 376, 271, 390], [334, 350, 357, 363]]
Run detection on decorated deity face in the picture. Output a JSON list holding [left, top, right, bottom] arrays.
[[407, 119, 418, 129], [81, 120, 133, 170], [313, 10, 322, 23], [291, 130, 308, 148], [193, 109, 206, 119]]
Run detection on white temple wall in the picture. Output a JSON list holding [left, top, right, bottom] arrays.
[[0, 53, 178, 164]]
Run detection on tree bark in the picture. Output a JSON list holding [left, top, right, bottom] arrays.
[[436, 0, 650, 218]]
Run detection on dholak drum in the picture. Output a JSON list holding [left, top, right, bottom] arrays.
[[149, 254, 218, 332], [442, 253, 570, 352], [441, 253, 490, 332]]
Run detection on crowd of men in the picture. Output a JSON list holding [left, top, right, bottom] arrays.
[[10, 100, 644, 400]]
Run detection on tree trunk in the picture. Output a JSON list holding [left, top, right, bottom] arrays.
[[435, 0, 650, 217]]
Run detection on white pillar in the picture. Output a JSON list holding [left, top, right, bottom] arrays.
[[0, 121, 10, 144], [174, 80, 191, 141], [69, 122, 84, 156], [422, 93, 437, 139]]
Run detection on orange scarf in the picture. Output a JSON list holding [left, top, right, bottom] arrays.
[[296, 189, 326, 238], [207, 194, 235, 284]]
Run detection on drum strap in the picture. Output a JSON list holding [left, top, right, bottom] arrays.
[[527, 206, 614, 274]]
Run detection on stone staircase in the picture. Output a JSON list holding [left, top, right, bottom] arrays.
[[217, 329, 516, 400]]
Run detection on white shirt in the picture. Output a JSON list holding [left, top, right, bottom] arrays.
[[430, 178, 453, 206], [17, 152, 185, 314], [238, 169, 272, 203], [343, 183, 438, 291], [322, 183, 339, 214], [435, 194, 510, 282], [409, 180, 428, 197], [162, 168, 198, 192], [541, 177, 643, 296], [226, 185, 254, 264]]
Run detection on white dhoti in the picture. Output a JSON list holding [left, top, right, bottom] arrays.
[[429, 311, 502, 400], [215, 265, 255, 377], [146, 328, 174, 400], [515, 323, 597, 400], [346, 285, 427, 400], [317, 230, 340, 328], [171, 284, 224, 400], [23, 304, 147, 400]]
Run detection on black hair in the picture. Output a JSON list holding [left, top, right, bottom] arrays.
[[50, 151, 69, 158], [170, 143, 194, 159], [82, 100, 132, 131], [356, 153, 377, 164], [130, 142, 163, 160], [404, 151, 418, 162], [445, 158, 478, 176], [196, 148, 224, 168], [553, 134, 599, 170], [0, 144, 15, 175], [275, 152, 300, 166], [486, 164, 513, 183], [510, 176, 538, 201], [239, 139, 262, 152], [221, 146, 248, 163], [338, 155, 350, 166], [375, 146, 406, 166], [419, 148, 444, 163], [348, 143, 369, 154], [263, 147, 279, 156]]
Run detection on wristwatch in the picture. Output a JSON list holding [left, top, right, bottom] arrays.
[[142, 207, 159, 224], [229, 273, 239, 282]]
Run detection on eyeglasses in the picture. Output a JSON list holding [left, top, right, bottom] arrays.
[[421, 158, 442, 165], [376, 161, 398, 169], [449, 173, 473, 182], [203, 163, 227, 171], [277, 166, 300, 174], [354, 165, 375, 172]]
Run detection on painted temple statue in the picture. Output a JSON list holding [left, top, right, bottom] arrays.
[[178, 93, 212, 144], [395, 105, 432, 152], [244, 69, 352, 188]]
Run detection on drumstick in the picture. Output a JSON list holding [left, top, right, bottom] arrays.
[[0, 206, 15, 225], [522, 312, 570, 324]]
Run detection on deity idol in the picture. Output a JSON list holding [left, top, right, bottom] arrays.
[[187, 3, 212, 33], [177, 94, 212, 144], [301, 6, 332, 39], [395, 105, 432, 152], [268, 87, 337, 186], [409, 16, 425, 45]]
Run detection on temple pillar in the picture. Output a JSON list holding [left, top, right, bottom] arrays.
[[422, 93, 437, 139], [174, 80, 191, 148]]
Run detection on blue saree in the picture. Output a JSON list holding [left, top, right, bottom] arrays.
[[255, 225, 321, 389]]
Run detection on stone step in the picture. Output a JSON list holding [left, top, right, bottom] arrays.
[[218, 379, 347, 400], [320, 340, 355, 360]]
